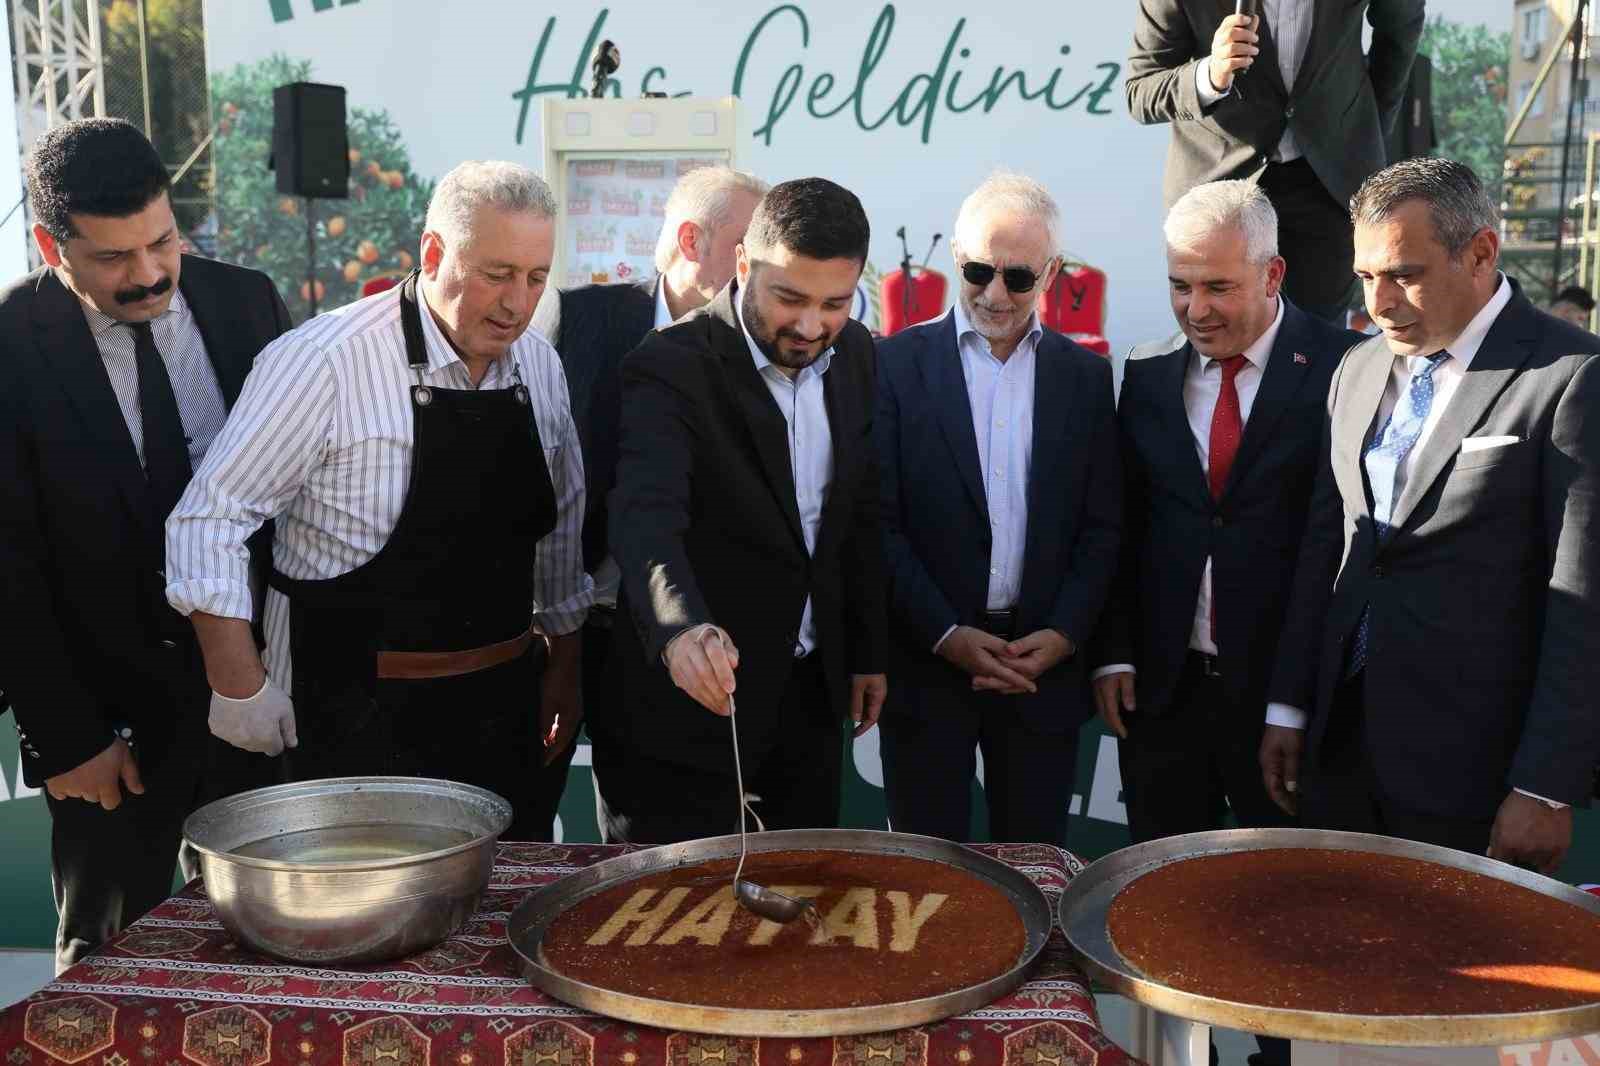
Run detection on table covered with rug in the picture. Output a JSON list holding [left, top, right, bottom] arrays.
[[0, 841, 1141, 1066]]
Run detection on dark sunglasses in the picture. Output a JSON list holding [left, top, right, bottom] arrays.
[[960, 259, 1050, 294]]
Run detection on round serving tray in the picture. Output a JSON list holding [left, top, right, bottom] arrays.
[[1058, 827, 1600, 1046], [508, 828, 1053, 1037]]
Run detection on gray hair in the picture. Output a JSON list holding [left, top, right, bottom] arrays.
[[1163, 179, 1279, 263], [424, 160, 556, 247], [653, 165, 770, 272], [952, 171, 1062, 257], [1350, 157, 1500, 257]]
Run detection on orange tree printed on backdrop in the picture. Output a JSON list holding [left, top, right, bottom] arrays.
[[210, 55, 432, 322]]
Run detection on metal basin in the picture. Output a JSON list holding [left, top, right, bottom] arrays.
[[183, 776, 511, 965]]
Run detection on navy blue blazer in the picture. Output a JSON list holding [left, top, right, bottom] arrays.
[[1095, 299, 1359, 723], [874, 314, 1122, 733]]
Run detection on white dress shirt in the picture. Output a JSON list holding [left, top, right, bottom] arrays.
[[1093, 298, 1283, 681], [1266, 276, 1512, 730], [1195, 0, 1313, 163], [166, 286, 594, 690], [931, 304, 1043, 652], [732, 289, 834, 657], [82, 288, 229, 473]]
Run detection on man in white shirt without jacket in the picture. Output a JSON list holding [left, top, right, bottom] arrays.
[[167, 161, 593, 840]]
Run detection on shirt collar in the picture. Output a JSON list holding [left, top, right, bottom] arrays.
[[80, 286, 189, 339], [1195, 296, 1283, 373], [1434, 273, 1511, 371], [653, 278, 674, 330], [731, 282, 834, 380], [950, 299, 1043, 354]]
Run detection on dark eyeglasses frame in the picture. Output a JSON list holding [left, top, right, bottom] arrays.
[[959, 258, 1055, 295]]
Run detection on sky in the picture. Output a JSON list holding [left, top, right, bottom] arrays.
[[1435, 0, 1513, 33]]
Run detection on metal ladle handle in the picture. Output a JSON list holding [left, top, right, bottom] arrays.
[[730, 690, 750, 889]]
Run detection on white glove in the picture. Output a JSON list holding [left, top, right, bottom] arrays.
[[209, 677, 299, 756]]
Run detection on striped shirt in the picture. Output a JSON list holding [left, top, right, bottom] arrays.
[[165, 285, 593, 690], [82, 288, 229, 472]]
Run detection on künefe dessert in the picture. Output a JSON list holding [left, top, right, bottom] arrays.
[[540, 849, 1027, 1009], [1108, 848, 1600, 1014]]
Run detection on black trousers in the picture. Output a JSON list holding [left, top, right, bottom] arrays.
[[1117, 654, 1292, 845], [1301, 674, 1495, 855], [47, 727, 278, 972], [1259, 158, 1358, 325], [880, 680, 1077, 846], [287, 646, 568, 842], [592, 655, 843, 846]]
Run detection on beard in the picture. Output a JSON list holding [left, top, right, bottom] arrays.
[[960, 290, 1030, 342], [741, 287, 833, 372]]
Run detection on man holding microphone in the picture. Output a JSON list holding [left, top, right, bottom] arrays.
[[1126, 0, 1424, 323]]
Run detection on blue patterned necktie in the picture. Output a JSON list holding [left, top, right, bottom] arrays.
[[1343, 350, 1451, 679]]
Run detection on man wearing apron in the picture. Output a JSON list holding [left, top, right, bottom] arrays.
[[166, 162, 592, 839]]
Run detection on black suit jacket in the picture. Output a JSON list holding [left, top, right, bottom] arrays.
[[1095, 300, 1358, 721], [1272, 283, 1600, 816], [1127, 0, 1424, 208], [531, 278, 655, 570], [0, 256, 289, 785], [875, 316, 1121, 732], [603, 286, 888, 772]]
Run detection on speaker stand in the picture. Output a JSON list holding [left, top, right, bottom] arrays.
[[304, 196, 319, 317]]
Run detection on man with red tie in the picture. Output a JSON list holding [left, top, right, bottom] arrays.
[[1092, 180, 1358, 1066], [1093, 180, 1359, 845]]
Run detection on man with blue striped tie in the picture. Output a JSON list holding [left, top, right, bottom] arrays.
[[1262, 158, 1600, 874]]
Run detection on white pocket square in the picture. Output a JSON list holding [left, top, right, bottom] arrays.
[[1459, 435, 1520, 454]]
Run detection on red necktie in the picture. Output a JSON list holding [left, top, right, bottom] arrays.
[[1207, 355, 1245, 647], [1208, 356, 1246, 501]]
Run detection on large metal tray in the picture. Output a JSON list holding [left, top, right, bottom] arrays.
[[508, 828, 1052, 1037], [1058, 827, 1600, 1046]]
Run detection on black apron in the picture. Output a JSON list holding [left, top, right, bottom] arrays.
[[269, 272, 558, 833]]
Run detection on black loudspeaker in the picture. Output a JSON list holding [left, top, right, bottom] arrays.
[[1387, 56, 1436, 164], [271, 82, 349, 198]]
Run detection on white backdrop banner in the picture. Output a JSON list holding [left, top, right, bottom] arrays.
[[205, 0, 1174, 348]]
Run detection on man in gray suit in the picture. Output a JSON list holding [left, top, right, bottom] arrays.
[[1263, 159, 1600, 874], [1127, 0, 1424, 323]]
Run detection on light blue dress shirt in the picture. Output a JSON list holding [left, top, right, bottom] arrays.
[[732, 289, 835, 657], [954, 301, 1042, 612]]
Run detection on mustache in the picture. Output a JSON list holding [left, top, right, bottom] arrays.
[[115, 275, 173, 305]]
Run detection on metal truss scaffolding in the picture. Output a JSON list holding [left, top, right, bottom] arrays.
[[11, 0, 104, 149]]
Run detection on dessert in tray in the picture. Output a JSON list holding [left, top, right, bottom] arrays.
[[1107, 848, 1600, 1015], [539, 848, 1028, 1010]]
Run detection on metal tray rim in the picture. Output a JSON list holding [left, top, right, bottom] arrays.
[[508, 828, 1055, 1037], [182, 775, 513, 874], [1057, 827, 1600, 1047]]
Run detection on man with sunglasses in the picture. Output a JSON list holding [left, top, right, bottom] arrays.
[[874, 173, 1121, 845]]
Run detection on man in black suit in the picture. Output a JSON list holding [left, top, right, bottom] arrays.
[[599, 178, 888, 845], [1264, 158, 1600, 873], [1094, 180, 1358, 848], [875, 173, 1120, 845], [1127, 0, 1424, 322], [0, 119, 288, 968], [530, 167, 764, 793]]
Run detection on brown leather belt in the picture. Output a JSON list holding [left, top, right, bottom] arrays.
[[376, 627, 544, 680]]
